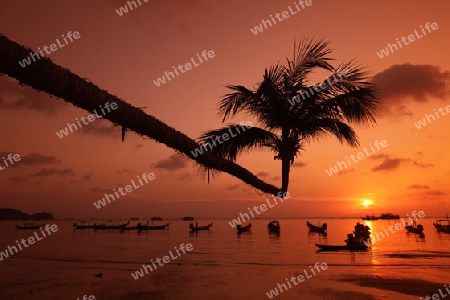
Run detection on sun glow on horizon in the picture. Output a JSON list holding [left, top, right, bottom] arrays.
[[362, 199, 373, 208]]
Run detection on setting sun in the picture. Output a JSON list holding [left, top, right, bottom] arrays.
[[362, 199, 373, 207]]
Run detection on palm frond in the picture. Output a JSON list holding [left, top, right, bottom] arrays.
[[219, 85, 256, 122], [319, 65, 380, 125], [298, 118, 359, 147], [193, 161, 222, 184], [290, 61, 381, 126], [252, 65, 290, 128], [323, 87, 379, 125], [288, 38, 335, 85], [320, 61, 376, 96], [197, 125, 279, 161]]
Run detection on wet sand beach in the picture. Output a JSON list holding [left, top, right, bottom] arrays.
[[1, 262, 447, 299]]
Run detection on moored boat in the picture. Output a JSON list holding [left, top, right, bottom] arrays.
[[237, 223, 252, 233], [120, 222, 142, 231], [361, 215, 379, 221], [405, 223, 424, 234], [73, 220, 102, 229], [183, 216, 195, 221], [120, 225, 141, 231], [315, 244, 368, 251], [151, 217, 163, 221], [138, 223, 170, 231], [73, 222, 99, 229], [189, 222, 212, 232], [267, 220, 280, 233], [94, 220, 129, 230], [315, 222, 371, 251], [433, 214, 450, 233], [15, 223, 46, 230], [306, 221, 327, 233], [379, 213, 400, 220]]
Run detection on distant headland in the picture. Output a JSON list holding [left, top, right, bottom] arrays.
[[0, 208, 55, 220]]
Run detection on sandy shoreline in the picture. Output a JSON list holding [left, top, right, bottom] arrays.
[[1, 259, 447, 300]]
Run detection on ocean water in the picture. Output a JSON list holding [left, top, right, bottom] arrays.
[[0, 218, 449, 299]]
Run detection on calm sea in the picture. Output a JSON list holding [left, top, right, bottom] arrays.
[[0, 218, 449, 299]]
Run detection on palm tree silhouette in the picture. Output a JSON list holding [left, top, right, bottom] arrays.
[[197, 38, 381, 193]]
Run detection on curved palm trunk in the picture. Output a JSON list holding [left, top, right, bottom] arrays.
[[0, 34, 280, 196]]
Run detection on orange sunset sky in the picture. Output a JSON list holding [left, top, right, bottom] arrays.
[[0, 0, 449, 219]]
